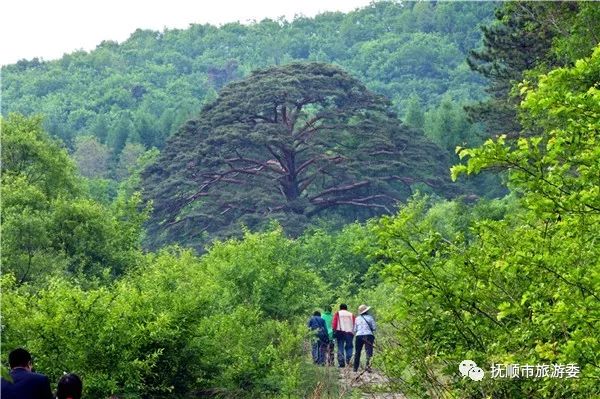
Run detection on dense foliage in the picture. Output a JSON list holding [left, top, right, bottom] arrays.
[[0, 2, 495, 170], [0, 116, 331, 398], [143, 62, 453, 249], [366, 43, 600, 399], [0, 114, 146, 283], [2, 233, 328, 398], [466, 2, 600, 137], [2, 2, 599, 399]]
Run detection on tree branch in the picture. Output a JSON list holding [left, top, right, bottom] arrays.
[[309, 180, 370, 201], [224, 155, 286, 175], [307, 195, 393, 217], [266, 145, 287, 172]]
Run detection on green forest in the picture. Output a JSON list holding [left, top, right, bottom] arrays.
[[1, 1, 599, 398]]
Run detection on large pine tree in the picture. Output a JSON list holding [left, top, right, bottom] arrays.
[[143, 63, 454, 249]]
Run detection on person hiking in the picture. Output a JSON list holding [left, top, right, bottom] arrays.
[[332, 304, 355, 367], [308, 311, 329, 365], [321, 306, 335, 365], [353, 304, 376, 373], [0, 348, 54, 399]]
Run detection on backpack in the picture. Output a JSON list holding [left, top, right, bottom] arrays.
[[310, 316, 329, 341]]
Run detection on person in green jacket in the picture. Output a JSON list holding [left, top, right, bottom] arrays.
[[321, 306, 335, 366]]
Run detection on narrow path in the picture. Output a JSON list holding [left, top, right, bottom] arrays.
[[338, 367, 407, 399], [302, 340, 406, 398]]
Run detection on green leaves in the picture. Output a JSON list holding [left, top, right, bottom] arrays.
[[466, 2, 600, 139], [375, 45, 600, 398], [1, 125, 329, 398], [371, 194, 599, 397], [1, 114, 78, 198], [1, 231, 327, 397], [1, 115, 145, 282], [143, 62, 452, 249], [454, 46, 600, 216], [3, 2, 494, 206]]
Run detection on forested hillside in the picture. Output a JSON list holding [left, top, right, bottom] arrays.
[[2, 1, 599, 399], [1, 1, 494, 178], [142, 62, 458, 249]]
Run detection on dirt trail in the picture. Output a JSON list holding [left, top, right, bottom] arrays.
[[338, 367, 407, 399]]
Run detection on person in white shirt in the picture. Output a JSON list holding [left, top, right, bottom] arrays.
[[332, 304, 355, 367], [353, 304, 376, 372]]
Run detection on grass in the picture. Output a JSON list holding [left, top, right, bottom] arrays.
[[296, 359, 349, 398]]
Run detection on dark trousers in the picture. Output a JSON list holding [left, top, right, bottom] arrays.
[[336, 332, 354, 367], [327, 340, 335, 365], [312, 338, 328, 365], [353, 334, 374, 372]]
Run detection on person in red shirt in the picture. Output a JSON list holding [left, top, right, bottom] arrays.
[[332, 303, 355, 367]]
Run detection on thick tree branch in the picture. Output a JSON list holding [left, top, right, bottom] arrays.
[[266, 145, 287, 172], [307, 194, 393, 217], [309, 180, 370, 201], [250, 114, 274, 123], [224, 155, 286, 175], [294, 115, 324, 139]]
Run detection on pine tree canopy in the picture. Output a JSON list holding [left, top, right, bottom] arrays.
[[142, 62, 453, 249]]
